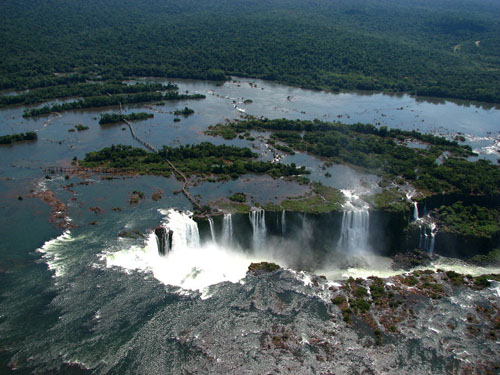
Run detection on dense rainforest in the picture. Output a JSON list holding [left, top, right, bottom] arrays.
[[1, 0, 500, 103]]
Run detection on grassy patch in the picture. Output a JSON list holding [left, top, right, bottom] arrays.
[[363, 188, 410, 212], [265, 182, 344, 213], [211, 198, 251, 214]]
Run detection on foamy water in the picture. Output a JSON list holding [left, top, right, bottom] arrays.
[[320, 255, 500, 281], [36, 230, 76, 277], [105, 209, 274, 292], [105, 232, 271, 291]]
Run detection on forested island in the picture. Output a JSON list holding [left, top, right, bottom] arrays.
[[0, 82, 176, 108], [99, 112, 154, 125], [173, 107, 195, 116], [80, 143, 309, 181], [23, 91, 205, 118], [0, 131, 37, 145]]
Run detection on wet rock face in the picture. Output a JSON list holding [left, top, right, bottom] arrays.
[[154, 227, 172, 255], [391, 249, 435, 271]]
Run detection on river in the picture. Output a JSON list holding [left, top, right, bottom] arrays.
[[0, 78, 499, 374]]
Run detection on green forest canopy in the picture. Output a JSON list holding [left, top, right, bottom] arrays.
[[1, 0, 499, 103]]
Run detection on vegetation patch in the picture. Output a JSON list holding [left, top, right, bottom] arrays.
[[2, 1, 500, 103], [99, 112, 154, 125], [75, 124, 89, 131], [207, 118, 499, 199], [323, 269, 500, 351], [264, 182, 344, 213], [248, 262, 280, 274], [363, 188, 410, 213], [0, 82, 173, 108], [210, 198, 251, 214], [23, 91, 204, 118], [469, 249, 500, 267], [173, 107, 195, 116], [80, 143, 308, 181], [229, 192, 246, 203], [435, 202, 500, 239], [0, 131, 37, 145]]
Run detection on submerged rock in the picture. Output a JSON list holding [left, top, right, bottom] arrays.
[[118, 230, 144, 239], [391, 249, 435, 270]]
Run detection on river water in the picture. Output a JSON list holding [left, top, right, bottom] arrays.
[[1, 78, 499, 373]]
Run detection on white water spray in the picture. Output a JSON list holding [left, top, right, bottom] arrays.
[[102, 209, 497, 295], [36, 230, 75, 278], [249, 208, 266, 250], [281, 210, 286, 237], [221, 213, 233, 246], [105, 208, 270, 292], [337, 190, 370, 253], [413, 202, 419, 221], [158, 209, 200, 249], [208, 218, 216, 243], [417, 216, 438, 252], [429, 222, 437, 252]]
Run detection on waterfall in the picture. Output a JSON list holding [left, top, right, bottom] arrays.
[[337, 210, 370, 252], [249, 208, 266, 250], [413, 202, 419, 221], [337, 190, 370, 253], [417, 217, 437, 252], [281, 210, 286, 237], [418, 224, 426, 250], [161, 209, 200, 249], [208, 218, 216, 243], [429, 222, 437, 252], [221, 213, 233, 246]]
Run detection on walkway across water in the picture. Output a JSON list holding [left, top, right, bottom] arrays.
[[121, 103, 202, 210]]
